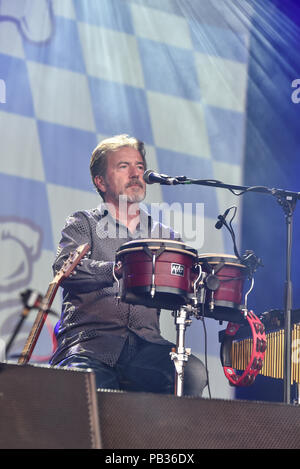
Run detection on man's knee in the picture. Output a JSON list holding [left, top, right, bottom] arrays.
[[183, 355, 208, 397]]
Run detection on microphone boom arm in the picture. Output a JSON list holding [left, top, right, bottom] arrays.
[[172, 177, 300, 200]]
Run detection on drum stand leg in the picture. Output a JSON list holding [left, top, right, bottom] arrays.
[[170, 306, 192, 397]]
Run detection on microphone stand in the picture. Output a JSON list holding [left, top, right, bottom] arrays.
[[5, 306, 31, 358], [277, 194, 297, 404], [165, 175, 300, 405], [5, 290, 58, 360]]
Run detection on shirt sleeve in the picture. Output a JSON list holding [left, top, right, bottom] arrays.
[[52, 211, 115, 293]]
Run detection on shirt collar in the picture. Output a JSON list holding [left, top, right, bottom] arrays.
[[96, 202, 152, 237]]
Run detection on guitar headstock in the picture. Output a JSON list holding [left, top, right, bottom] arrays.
[[54, 243, 90, 283]]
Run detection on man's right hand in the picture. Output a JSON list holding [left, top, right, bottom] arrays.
[[114, 261, 123, 279]]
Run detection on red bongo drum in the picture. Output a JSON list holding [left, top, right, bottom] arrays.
[[198, 254, 247, 321], [116, 239, 198, 310]]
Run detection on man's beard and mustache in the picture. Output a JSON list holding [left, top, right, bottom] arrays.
[[121, 178, 146, 203], [103, 176, 146, 205]]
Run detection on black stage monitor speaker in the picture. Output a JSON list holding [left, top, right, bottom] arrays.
[[2, 362, 300, 449], [0, 363, 101, 449], [97, 390, 300, 449]]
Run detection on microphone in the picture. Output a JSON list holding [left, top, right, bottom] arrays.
[[143, 170, 178, 185], [20, 289, 43, 310], [215, 208, 230, 230], [20, 289, 59, 316]]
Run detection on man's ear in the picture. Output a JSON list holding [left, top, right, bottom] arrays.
[[94, 175, 106, 194]]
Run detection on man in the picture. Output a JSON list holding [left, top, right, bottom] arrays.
[[50, 134, 207, 396]]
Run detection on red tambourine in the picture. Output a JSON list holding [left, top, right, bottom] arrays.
[[220, 310, 267, 386]]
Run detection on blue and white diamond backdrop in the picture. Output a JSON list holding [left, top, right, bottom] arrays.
[[0, 0, 253, 399]]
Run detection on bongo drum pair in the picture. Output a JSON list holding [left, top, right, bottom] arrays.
[[115, 239, 266, 390], [115, 238, 247, 320]]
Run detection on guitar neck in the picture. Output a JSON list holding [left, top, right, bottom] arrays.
[[17, 243, 90, 366], [18, 281, 58, 365]]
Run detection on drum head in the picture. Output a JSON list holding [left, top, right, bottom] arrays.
[[116, 238, 198, 259], [198, 253, 246, 269]]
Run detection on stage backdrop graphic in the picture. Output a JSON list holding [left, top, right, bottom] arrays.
[[0, 0, 253, 400]]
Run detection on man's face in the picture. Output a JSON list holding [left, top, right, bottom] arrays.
[[94, 146, 146, 206]]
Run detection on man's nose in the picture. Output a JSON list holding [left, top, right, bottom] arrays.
[[129, 165, 140, 178]]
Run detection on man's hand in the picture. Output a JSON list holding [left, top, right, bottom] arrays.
[[114, 260, 123, 279]]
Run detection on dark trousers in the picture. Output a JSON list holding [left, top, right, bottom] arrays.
[[55, 336, 207, 397]]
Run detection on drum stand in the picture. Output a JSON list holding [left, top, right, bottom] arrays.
[[170, 265, 205, 397], [170, 305, 193, 397], [170, 272, 255, 397]]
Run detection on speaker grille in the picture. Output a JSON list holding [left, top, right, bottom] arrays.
[[97, 390, 300, 449], [2, 363, 300, 449], [0, 363, 101, 449]]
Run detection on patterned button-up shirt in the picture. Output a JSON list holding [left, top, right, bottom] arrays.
[[50, 204, 178, 366]]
